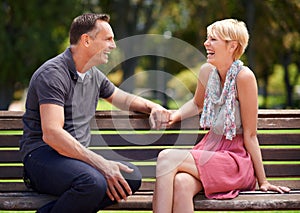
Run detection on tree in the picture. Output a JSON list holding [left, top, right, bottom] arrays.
[[0, 0, 82, 109], [96, 0, 172, 93], [1, 0, 299, 109], [159, 0, 300, 108]]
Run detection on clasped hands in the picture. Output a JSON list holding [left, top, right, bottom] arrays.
[[149, 106, 174, 130]]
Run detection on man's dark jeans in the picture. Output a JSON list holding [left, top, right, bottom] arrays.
[[23, 146, 142, 213]]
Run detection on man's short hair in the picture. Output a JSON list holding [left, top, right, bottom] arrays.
[[69, 13, 110, 45]]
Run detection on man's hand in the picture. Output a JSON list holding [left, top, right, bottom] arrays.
[[149, 106, 171, 130], [103, 161, 134, 202]]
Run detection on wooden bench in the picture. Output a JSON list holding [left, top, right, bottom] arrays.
[[0, 110, 300, 211]]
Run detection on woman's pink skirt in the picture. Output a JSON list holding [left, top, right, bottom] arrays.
[[190, 131, 256, 199]]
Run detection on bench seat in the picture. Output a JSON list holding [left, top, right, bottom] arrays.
[[0, 110, 300, 211]]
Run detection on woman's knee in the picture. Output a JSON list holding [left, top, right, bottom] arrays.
[[156, 149, 172, 169], [156, 149, 190, 177], [174, 173, 203, 198], [174, 173, 192, 194]]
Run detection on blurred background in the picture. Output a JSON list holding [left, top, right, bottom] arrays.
[[1, 0, 299, 111]]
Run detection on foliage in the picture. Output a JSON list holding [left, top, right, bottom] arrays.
[[0, 0, 299, 109], [167, 64, 200, 104], [0, 0, 82, 109]]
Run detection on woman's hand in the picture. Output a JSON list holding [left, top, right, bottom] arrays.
[[260, 181, 291, 193], [149, 107, 171, 130]]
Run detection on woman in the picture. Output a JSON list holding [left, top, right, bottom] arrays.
[[152, 19, 290, 213]]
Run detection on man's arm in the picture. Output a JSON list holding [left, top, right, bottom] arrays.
[[105, 88, 170, 129], [40, 103, 134, 201]]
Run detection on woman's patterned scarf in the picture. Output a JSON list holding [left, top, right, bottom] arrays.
[[200, 60, 243, 140]]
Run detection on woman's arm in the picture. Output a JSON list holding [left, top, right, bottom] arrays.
[[237, 67, 290, 193]]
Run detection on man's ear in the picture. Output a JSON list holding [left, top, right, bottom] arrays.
[[81, 34, 90, 47]]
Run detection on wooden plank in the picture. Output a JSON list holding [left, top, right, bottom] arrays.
[[0, 135, 22, 147], [0, 111, 24, 117], [261, 148, 300, 161], [140, 180, 300, 191], [0, 150, 22, 163], [92, 149, 161, 161], [1, 110, 300, 130], [0, 182, 30, 192], [258, 134, 300, 145], [5, 134, 290, 149], [264, 164, 300, 177], [2, 147, 300, 163], [91, 115, 200, 130], [0, 119, 23, 130], [89, 133, 203, 147], [193, 193, 300, 210], [1, 191, 299, 210], [257, 117, 300, 129], [0, 192, 57, 210], [1, 179, 300, 193], [1, 109, 299, 119], [1, 163, 300, 180], [2, 133, 299, 148], [92, 133, 300, 146], [0, 166, 23, 179], [257, 109, 300, 118]]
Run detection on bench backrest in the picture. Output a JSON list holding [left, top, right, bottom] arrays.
[[0, 110, 300, 191]]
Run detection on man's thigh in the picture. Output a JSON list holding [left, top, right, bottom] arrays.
[[23, 145, 103, 196]]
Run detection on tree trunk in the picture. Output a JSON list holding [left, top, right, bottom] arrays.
[[0, 83, 14, 110], [261, 65, 269, 109], [120, 58, 139, 93], [282, 52, 293, 108], [244, 0, 256, 71]]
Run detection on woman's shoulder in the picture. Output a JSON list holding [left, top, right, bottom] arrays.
[[236, 66, 257, 93], [200, 63, 214, 73], [237, 66, 256, 81], [199, 63, 214, 87]]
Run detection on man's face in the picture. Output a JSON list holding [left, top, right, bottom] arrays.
[[87, 20, 116, 65]]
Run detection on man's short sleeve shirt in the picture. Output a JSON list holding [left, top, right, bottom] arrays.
[[19, 48, 115, 160]]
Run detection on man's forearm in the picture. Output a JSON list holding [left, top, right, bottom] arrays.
[[107, 88, 162, 113]]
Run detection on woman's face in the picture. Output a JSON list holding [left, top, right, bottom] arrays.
[[204, 33, 233, 67]]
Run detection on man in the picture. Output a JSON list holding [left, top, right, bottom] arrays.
[[20, 13, 169, 213]]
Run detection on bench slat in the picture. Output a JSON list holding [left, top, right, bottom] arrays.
[[1, 179, 300, 193], [1, 192, 300, 210], [1, 133, 299, 148], [192, 193, 300, 210], [1, 147, 300, 163], [1, 110, 300, 130], [1, 164, 299, 179]]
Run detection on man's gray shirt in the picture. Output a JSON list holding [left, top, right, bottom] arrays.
[[19, 48, 115, 161]]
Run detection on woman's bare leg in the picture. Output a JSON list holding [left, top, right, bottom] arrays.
[[173, 173, 202, 213], [153, 149, 200, 213]]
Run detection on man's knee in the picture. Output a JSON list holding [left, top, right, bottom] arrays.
[[120, 161, 142, 193], [74, 170, 107, 199]]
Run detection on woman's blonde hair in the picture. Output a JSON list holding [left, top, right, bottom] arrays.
[[207, 19, 249, 60]]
